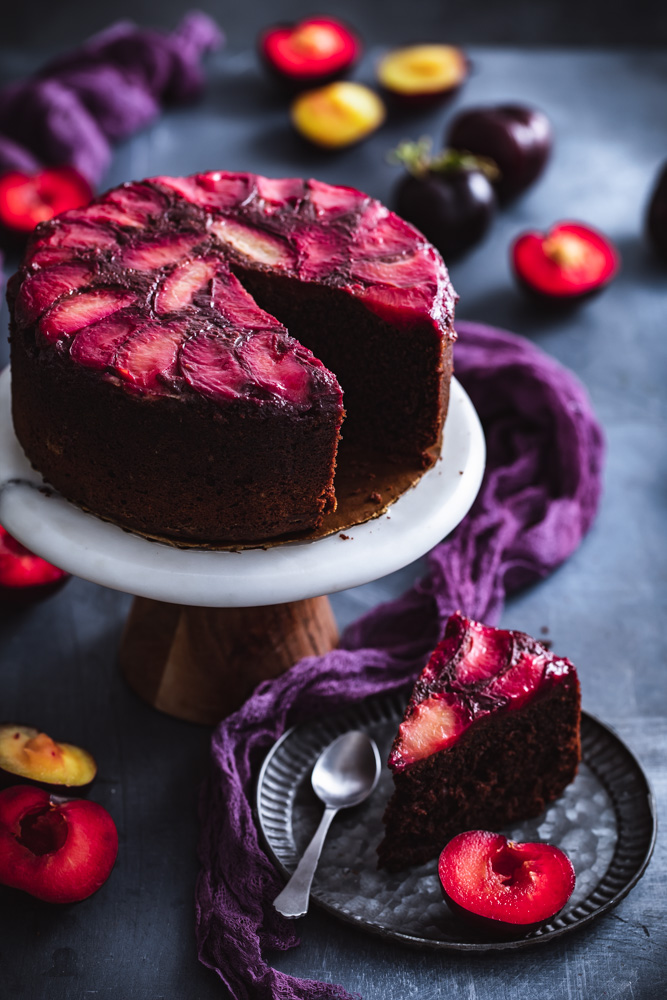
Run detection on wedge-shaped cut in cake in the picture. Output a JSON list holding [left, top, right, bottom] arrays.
[[377, 612, 581, 872], [9, 171, 456, 544]]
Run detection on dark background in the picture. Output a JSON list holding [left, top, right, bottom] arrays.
[[0, 4, 666, 1000], [2, 0, 667, 51]]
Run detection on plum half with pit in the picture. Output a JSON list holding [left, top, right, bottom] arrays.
[[439, 830, 576, 936], [447, 105, 552, 201], [259, 17, 361, 89], [291, 82, 385, 148], [512, 221, 619, 300], [0, 524, 69, 604], [0, 785, 117, 903], [377, 45, 468, 105], [647, 160, 667, 260], [391, 138, 498, 258], [0, 166, 92, 237], [0, 725, 97, 792]]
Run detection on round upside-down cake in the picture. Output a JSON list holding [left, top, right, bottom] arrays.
[[8, 172, 456, 543]]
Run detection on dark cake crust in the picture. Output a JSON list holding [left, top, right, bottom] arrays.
[[8, 172, 456, 543]]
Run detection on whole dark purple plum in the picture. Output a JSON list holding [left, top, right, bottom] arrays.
[[447, 104, 552, 201], [647, 160, 667, 260], [391, 140, 497, 259]]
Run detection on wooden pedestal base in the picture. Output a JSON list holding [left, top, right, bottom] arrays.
[[119, 596, 339, 725]]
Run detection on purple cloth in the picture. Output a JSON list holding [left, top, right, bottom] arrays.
[[195, 320, 605, 1000], [0, 135, 40, 174], [0, 12, 223, 184]]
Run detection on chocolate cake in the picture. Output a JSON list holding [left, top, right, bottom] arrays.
[[377, 612, 581, 872], [8, 172, 456, 544]]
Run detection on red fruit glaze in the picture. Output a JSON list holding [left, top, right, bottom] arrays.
[[114, 320, 187, 391], [14, 171, 454, 417], [0, 525, 68, 598], [211, 269, 283, 329], [15, 262, 94, 324], [70, 312, 138, 370], [0, 167, 92, 234], [259, 17, 361, 85], [512, 222, 619, 298], [439, 831, 576, 931], [180, 329, 249, 400], [153, 171, 252, 212], [238, 331, 313, 407], [389, 612, 577, 772], [38, 289, 136, 344], [155, 257, 217, 313], [208, 217, 296, 269], [26, 220, 117, 266], [121, 232, 205, 271], [0, 785, 118, 904]]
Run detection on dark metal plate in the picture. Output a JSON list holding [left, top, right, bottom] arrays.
[[257, 692, 656, 951]]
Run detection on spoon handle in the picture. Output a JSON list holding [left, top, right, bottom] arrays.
[[273, 806, 338, 918]]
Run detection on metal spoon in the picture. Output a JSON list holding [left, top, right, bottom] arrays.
[[273, 730, 381, 919]]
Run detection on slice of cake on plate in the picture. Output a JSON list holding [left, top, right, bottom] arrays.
[[378, 611, 581, 871]]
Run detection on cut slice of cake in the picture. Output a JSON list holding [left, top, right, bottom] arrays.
[[377, 611, 581, 872]]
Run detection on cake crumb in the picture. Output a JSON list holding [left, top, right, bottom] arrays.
[[368, 491, 383, 504], [339, 533, 350, 540], [540, 626, 550, 635]]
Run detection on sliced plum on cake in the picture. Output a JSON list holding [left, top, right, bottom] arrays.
[[9, 171, 456, 543], [377, 612, 581, 871]]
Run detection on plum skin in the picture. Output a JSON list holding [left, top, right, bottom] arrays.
[[447, 105, 552, 201], [438, 831, 576, 937], [647, 161, 667, 260], [395, 169, 496, 259]]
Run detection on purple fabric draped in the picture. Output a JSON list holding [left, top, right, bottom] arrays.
[[0, 12, 223, 184], [195, 320, 605, 1000]]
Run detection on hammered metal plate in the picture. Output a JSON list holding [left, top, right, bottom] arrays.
[[257, 692, 656, 951]]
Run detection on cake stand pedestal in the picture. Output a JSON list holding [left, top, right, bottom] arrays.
[[0, 370, 484, 724], [119, 597, 338, 724]]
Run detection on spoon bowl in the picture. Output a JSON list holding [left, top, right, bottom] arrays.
[[312, 730, 381, 809]]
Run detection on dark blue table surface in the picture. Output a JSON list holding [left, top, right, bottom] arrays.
[[0, 45, 665, 1000]]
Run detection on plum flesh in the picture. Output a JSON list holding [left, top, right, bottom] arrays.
[[439, 830, 576, 935]]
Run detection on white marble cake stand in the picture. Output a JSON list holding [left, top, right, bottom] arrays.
[[0, 367, 485, 722]]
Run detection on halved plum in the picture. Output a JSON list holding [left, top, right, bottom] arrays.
[[377, 45, 468, 104], [0, 785, 117, 904], [0, 524, 69, 604], [439, 831, 576, 935], [291, 82, 385, 148], [0, 725, 96, 790], [259, 16, 361, 88], [512, 222, 619, 300], [0, 167, 92, 235]]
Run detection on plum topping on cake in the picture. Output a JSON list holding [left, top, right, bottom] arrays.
[[70, 312, 139, 369], [16, 170, 454, 410], [15, 262, 95, 323], [9, 170, 456, 544], [389, 612, 576, 773], [155, 257, 218, 313], [38, 289, 136, 344], [378, 613, 581, 871]]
